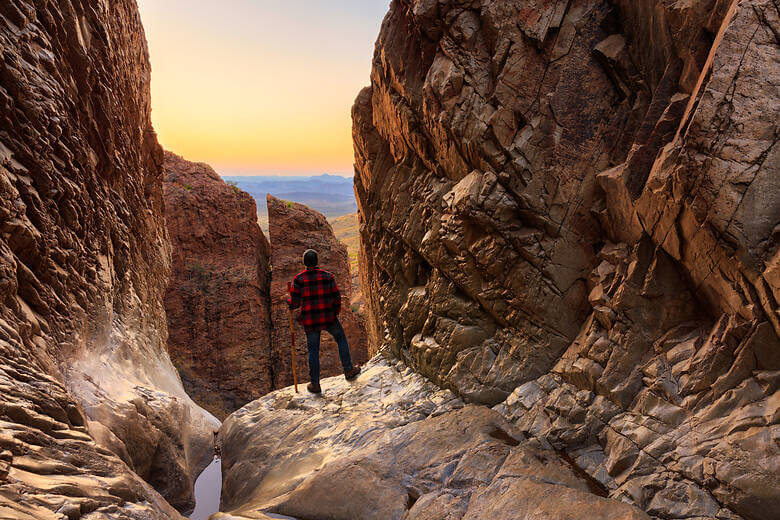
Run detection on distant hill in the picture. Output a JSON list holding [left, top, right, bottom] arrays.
[[222, 175, 357, 226], [224, 174, 362, 308], [329, 213, 359, 270]]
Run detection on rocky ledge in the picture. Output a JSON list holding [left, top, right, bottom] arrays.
[[218, 355, 650, 520]]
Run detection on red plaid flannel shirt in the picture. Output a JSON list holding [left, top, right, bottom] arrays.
[[287, 268, 341, 332]]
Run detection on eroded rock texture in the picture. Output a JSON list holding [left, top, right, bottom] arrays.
[[163, 152, 273, 420], [267, 195, 368, 388], [354, 0, 779, 518], [0, 0, 216, 516], [219, 356, 650, 520]]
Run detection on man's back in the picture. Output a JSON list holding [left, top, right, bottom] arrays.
[[288, 268, 341, 332], [287, 248, 360, 392]]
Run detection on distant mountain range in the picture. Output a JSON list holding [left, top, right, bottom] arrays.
[[222, 175, 358, 223]]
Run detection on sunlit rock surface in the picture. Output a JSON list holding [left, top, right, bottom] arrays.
[[353, 0, 779, 518], [219, 355, 650, 520], [0, 0, 216, 515], [163, 152, 273, 420], [267, 195, 368, 388]]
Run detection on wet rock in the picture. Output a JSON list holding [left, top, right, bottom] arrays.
[[0, 0, 215, 515], [219, 356, 649, 520], [267, 195, 368, 388], [163, 152, 273, 419]]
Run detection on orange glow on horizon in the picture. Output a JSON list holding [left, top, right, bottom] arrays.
[[136, 1, 389, 175]]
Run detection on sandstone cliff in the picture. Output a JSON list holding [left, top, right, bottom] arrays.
[[353, 0, 779, 519], [268, 195, 368, 387], [163, 152, 273, 420], [0, 1, 216, 516]]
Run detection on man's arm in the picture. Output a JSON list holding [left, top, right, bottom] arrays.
[[288, 276, 302, 309], [331, 275, 341, 315]]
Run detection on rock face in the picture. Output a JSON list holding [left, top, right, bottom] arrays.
[[267, 195, 368, 387], [0, 0, 216, 516], [220, 356, 650, 520], [163, 152, 273, 420], [353, 0, 779, 519]]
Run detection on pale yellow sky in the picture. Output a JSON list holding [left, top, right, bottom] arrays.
[[136, 0, 388, 175]]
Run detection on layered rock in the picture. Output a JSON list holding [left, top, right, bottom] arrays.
[[267, 195, 368, 387], [0, 0, 216, 516], [219, 356, 650, 520], [496, 243, 780, 519], [163, 152, 273, 420], [353, 0, 779, 519]]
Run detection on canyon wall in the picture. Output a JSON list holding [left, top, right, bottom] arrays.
[[0, 1, 216, 516], [268, 195, 368, 387], [353, 0, 778, 518], [163, 152, 273, 420]]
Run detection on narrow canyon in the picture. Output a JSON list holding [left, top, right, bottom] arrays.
[[162, 156, 367, 420], [0, 1, 777, 520]]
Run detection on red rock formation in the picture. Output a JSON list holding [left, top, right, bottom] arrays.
[[163, 152, 273, 420], [0, 0, 216, 516], [268, 195, 368, 387], [353, 0, 779, 518]]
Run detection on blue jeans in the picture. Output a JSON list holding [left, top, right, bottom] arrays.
[[305, 319, 353, 386]]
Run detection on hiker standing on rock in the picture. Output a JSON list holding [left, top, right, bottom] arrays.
[[287, 249, 361, 393]]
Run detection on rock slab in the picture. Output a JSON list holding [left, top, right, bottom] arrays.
[[219, 356, 650, 520]]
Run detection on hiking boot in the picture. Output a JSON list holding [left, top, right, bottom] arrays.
[[307, 382, 322, 394], [345, 366, 361, 381]]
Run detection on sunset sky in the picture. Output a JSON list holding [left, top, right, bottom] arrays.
[[136, 0, 389, 176]]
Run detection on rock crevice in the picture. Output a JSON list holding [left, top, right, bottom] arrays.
[[162, 171, 369, 418]]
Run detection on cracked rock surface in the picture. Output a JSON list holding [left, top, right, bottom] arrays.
[[352, 0, 779, 518], [219, 355, 650, 520], [0, 0, 216, 516]]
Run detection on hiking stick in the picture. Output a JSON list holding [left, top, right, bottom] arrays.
[[287, 282, 299, 393]]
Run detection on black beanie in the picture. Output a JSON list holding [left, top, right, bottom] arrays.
[[303, 249, 319, 267]]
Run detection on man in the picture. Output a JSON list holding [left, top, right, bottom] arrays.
[[287, 249, 361, 393]]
